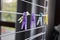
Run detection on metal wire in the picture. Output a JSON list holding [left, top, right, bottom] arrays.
[[0, 26, 46, 37], [0, 10, 23, 15], [0, 10, 46, 16], [25, 32, 45, 40], [0, 0, 48, 16], [21, 0, 46, 8]]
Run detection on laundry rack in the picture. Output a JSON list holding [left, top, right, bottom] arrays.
[[0, 0, 48, 40]]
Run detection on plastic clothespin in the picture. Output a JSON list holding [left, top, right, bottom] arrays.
[[21, 12, 27, 30], [18, 11, 30, 23], [37, 12, 43, 26], [30, 13, 36, 28]]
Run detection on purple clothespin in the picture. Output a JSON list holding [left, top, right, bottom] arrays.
[[21, 12, 27, 30], [30, 13, 36, 28]]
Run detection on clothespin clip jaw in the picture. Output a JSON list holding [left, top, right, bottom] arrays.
[[18, 16, 23, 23], [40, 12, 43, 17]]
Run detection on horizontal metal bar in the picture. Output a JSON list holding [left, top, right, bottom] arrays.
[[25, 32, 46, 40], [0, 10, 47, 16], [21, 0, 46, 8], [0, 25, 46, 37], [0, 10, 23, 15]]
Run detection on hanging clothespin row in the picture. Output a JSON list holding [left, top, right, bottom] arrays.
[[30, 13, 36, 28], [37, 12, 43, 26]]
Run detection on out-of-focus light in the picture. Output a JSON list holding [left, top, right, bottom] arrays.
[[4, 0, 13, 3]]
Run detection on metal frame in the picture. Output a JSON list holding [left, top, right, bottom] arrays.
[[0, 0, 48, 40], [16, 0, 45, 40], [46, 0, 56, 40]]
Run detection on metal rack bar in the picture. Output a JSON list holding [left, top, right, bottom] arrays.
[[25, 32, 46, 40], [0, 10, 46, 16], [0, 26, 45, 37], [46, 0, 56, 40], [21, 0, 46, 8]]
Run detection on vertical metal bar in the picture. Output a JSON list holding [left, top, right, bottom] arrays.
[[42, 0, 47, 40], [15, 0, 27, 40], [46, 0, 56, 40], [35, 0, 44, 40], [30, 0, 36, 38], [0, 0, 1, 40]]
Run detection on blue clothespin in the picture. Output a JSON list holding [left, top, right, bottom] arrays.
[[30, 13, 36, 28], [21, 12, 27, 30], [37, 12, 43, 26]]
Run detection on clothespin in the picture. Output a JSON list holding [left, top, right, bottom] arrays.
[[44, 13, 48, 25], [37, 12, 43, 26], [18, 11, 30, 23], [21, 12, 27, 30], [30, 13, 36, 28]]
